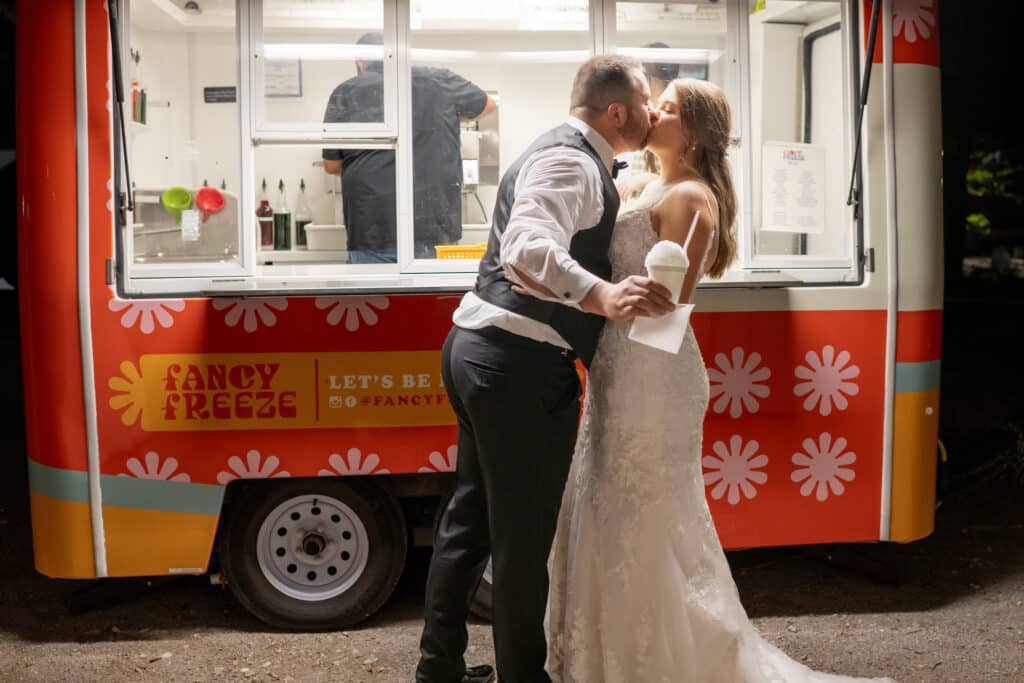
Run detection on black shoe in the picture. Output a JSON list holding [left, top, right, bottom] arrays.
[[462, 664, 496, 683]]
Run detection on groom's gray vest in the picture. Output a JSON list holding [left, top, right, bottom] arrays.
[[474, 123, 620, 368]]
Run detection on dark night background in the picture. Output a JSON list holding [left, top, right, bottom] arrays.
[[0, 0, 1022, 600]]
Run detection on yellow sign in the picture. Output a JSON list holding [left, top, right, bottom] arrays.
[[112, 352, 453, 431]]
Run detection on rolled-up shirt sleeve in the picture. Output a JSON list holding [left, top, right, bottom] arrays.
[[499, 148, 605, 307]]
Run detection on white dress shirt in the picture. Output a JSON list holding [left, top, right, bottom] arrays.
[[453, 117, 614, 348]]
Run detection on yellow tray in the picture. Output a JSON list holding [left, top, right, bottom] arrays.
[[435, 243, 487, 259]]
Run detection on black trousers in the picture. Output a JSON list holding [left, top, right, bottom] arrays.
[[417, 325, 582, 683]]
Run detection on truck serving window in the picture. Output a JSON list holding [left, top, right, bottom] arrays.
[[115, 0, 861, 296]]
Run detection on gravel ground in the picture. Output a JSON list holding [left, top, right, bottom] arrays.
[[1, 452, 1022, 683]]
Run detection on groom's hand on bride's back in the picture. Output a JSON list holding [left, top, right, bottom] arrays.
[[581, 277, 674, 321], [505, 265, 672, 320]]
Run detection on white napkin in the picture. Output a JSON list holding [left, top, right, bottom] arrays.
[[628, 303, 695, 354]]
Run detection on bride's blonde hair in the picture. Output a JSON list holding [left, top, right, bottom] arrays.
[[669, 78, 738, 278]]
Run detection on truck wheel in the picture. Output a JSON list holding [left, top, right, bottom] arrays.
[[433, 489, 493, 621], [221, 477, 406, 630]]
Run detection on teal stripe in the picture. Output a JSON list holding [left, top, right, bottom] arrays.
[[28, 459, 90, 504], [895, 360, 941, 393], [28, 460, 224, 516], [101, 474, 224, 516]]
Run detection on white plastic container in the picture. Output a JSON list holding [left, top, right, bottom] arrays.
[[304, 224, 346, 251]]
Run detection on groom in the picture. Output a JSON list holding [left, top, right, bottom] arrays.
[[417, 55, 672, 683]]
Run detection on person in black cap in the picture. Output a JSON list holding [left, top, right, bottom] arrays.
[[322, 33, 495, 263], [642, 40, 681, 102]]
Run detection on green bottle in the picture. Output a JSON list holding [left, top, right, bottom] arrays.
[[294, 178, 312, 249], [273, 179, 291, 250]]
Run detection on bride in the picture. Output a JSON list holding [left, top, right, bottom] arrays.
[[544, 77, 894, 683]]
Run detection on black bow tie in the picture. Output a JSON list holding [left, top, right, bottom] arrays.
[[611, 160, 629, 179]]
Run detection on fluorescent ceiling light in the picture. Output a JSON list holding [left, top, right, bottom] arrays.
[[416, 0, 518, 21]]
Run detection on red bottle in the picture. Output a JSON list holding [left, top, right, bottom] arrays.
[[256, 178, 274, 248]]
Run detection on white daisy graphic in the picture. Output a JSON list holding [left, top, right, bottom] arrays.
[[793, 345, 860, 416], [790, 433, 856, 502], [108, 298, 186, 334], [708, 347, 771, 418], [315, 296, 390, 332], [318, 448, 391, 476], [212, 298, 288, 333], [216, 449, 291, 485], [121, 451, 190, 483], [893, 0, 935, 43], [418, 445, 457, 474], [702, 435, 769, 505]]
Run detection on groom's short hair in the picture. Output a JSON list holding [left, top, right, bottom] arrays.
[[570, 55, 644, 114]]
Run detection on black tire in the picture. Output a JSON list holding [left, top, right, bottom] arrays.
[[433, 488, 493, 621], [220, 477, 406, 630]]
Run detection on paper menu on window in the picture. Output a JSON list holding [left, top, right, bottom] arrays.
[[760, 141, 825, 234]]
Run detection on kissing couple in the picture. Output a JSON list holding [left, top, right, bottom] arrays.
[[416, 55, 894, 683]]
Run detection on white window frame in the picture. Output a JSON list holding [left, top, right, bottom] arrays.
[[739, 0, 861, 282], [250, 0, 399, 139], [119, 0, 249, 284], [397, 0, 600, 276], [120, 0, 862, 297]]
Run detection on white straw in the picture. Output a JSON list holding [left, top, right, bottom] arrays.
[[681, 209, 701, 252]]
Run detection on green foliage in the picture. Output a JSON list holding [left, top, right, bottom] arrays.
[[966, 212, 991, 237], [964, 148, 1023, 237], [966, 149, 1021, 201]]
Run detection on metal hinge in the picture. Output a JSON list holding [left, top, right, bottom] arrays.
[[864, 247, 875, 273], [105, 258, 115, 285], [118, 191, 130, 227]]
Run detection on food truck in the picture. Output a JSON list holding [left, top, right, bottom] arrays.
[[17, 0, 943, 629]]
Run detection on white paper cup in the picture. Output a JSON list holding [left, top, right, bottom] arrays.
[[648, 264, 687, 302]]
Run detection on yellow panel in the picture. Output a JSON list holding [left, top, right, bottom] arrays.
[[29, 492, 96, 578], [103, 506, 219, 576], [890, 389, 940, 541]]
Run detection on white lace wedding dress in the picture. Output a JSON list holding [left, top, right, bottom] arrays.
[[544, 182, 894, 683]]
